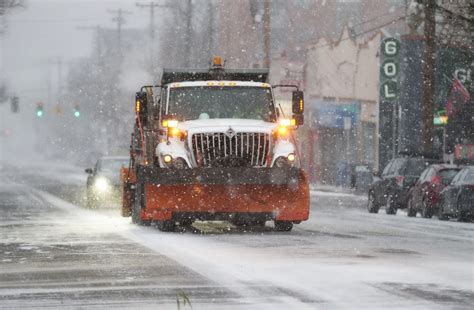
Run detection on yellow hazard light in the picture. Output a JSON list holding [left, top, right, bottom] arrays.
[[213, 56, 222, 66], [163, 155, 172, 163], [207, 82, 214, 86], [229, 82, 237, 86], [218, 82, 225, 87], [279, 119, 292, 126], [299, 98, 304, 112], [278, 126, 288, 136], [167, 120, 178, 128], [162, 119, 178, 128], [135, 100, 140, 113], [169, 127, 184, 138]]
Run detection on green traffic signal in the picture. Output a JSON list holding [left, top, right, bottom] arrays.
[[36, 103, 44, 118], [73, 104, 80, 118]]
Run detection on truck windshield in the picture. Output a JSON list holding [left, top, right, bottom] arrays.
[[168, 86, 274, 121]]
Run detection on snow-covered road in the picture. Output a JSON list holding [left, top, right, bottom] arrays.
[[1, 162, 473, 309]]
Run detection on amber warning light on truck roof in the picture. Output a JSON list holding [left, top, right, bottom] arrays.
[[212, 56, 222, 66]]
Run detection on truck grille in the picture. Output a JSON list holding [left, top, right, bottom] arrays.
[[191, 132, 271, 167]]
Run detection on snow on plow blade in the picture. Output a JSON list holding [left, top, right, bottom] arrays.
[[138, 167, 310, 222]]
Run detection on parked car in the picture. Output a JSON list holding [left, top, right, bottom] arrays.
[[407, 164, 461, 218], [85, 156, 129, 208], [438, 166, 474, 222], [367, 157, 439, 215]]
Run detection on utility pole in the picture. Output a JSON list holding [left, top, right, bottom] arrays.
[[136, 2, 171, 40], [263, 0, 270, 69], [421, 0, 436, 156], [108, 8, 132, 53]]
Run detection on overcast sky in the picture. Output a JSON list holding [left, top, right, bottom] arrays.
[[1, 0, 153, 104]]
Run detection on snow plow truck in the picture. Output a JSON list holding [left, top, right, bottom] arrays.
[[121, 57, 309, 232]]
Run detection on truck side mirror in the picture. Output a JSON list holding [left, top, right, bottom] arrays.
[[135, 91, 148, 125], [292, 90, 304, 125]]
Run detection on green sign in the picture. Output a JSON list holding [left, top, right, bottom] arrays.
[[379, 38, 400, 100]]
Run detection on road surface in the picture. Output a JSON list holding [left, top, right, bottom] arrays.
[[0, 161, 473, 309]]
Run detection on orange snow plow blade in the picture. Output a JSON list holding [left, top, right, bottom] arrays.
[[137, 167, 310, 222]]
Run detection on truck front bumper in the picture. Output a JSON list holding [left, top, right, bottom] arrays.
[[137, 167, 310, 222]]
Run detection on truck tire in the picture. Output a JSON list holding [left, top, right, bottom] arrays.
[[274, 221, 293, 232], [132, 183, 151, 226], [367, 193, 379, 213], [156, 220, 176, 232]]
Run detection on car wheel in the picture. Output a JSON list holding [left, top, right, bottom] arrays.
[[385, 194, 397, 215], [407, 199, 417, 217], [421, 198, 433, 219], [367, 193, 379, 214], [438, 206, 448, 221], [86, 189, 97, 209], [274, 221, 293, 232]]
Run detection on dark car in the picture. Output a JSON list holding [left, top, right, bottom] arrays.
[[85, 156, 129, 208], [407, 164, 461, 218], [438, 166, 474, 222], [367, 157, 439, 215]]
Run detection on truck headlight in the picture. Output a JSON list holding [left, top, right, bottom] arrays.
[[94, 177, 110, 192]]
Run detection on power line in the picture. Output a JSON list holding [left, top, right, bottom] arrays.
[[308, 15, 405, 51], [136, 1, 172, 40], [107, 8, 132, 52]]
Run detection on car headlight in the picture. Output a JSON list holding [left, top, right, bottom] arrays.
[[94, 177, 110, 192]]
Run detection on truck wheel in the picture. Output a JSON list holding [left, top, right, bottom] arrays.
[[179, 219, 194, 228], [274, 221, 293, 232], [421, 199, 433, 218], [385, 195, 397, 215], [367, 193, 379, 213], [156, 220, 175, 232], [132, 184, 151, 226]]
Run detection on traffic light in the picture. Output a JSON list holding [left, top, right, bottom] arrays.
[[73, 104, 80, 118], [36, 102, 44, 118], [11, 96, 19, 113]]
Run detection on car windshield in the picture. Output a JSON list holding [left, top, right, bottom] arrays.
[[168, 86, 274, 121], [405, 159, 429, 176], [98, 159, 128, 172], [462, 169, 474, 182], [439, 169, 461, 184]]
